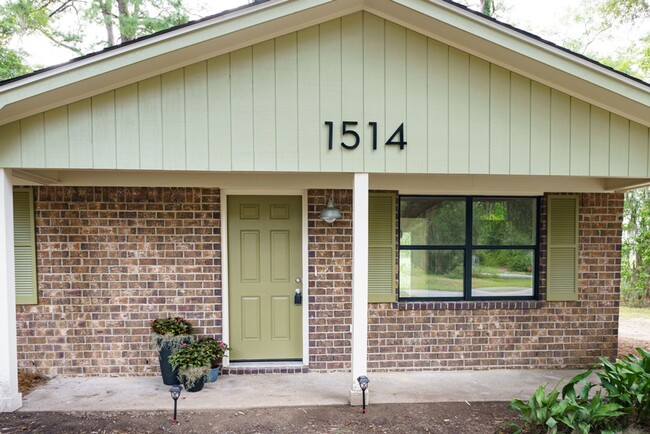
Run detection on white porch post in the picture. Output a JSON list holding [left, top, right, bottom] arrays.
[[349, 173, 369, 405], [0, 169, 21, 412]]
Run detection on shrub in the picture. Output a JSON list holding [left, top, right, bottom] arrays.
[[150, 317, 194, 351], [596, 348, 650, 427], [198, 338, 229, 368], [506, 382, 565, 433], [150, 317, 193, 336], [168, 341, 213, 389], [505, 348, 650, 433]]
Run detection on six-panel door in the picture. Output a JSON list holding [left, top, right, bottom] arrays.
[[228, 195, 302, 360]]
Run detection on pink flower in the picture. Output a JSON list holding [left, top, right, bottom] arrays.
[[220, 342, 225, 347], [182, 343, 188, 347]]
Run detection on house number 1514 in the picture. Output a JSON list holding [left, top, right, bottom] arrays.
[[324, 121, 407, 150]]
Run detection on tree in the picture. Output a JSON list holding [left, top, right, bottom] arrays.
[[0, 46, 32, 80], [0, 0, 190, 81], [480, 0, 494, 17], [622, 188, 650, 306], [558, 0, 650, 81], [84, 0, 188, 47]]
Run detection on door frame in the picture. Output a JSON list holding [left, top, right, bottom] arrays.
[[220, 189, 309, 367]]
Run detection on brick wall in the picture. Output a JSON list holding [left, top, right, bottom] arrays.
[[307, 190, 353, 371], [16, 187, 222, 376], [16, 188, 622, 376], [365, 193, 622, 371]]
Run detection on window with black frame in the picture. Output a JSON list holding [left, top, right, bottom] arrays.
[[399, 196, 538, 300]]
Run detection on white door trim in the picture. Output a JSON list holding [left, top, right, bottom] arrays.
[[220, 189, 309, 367]]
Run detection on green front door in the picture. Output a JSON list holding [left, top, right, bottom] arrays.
[[228, 195, 303, 361]]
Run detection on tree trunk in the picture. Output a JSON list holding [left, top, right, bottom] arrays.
[[100, 1, 115, 46], [481, 0, 493, 16], [117, 0, 131, 42]]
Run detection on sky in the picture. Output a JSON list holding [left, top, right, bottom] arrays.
[[4, 0, 646, 69]]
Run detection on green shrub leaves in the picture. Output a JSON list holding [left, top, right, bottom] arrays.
[[504, 348, 650, 433]]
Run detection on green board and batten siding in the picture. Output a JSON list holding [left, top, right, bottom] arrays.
[[1, 11, 649, 176]]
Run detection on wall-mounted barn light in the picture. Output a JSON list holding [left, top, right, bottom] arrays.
[[320, 198, 342, 223]]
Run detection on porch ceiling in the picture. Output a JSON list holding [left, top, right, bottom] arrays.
[[9, 169, 649, 194]]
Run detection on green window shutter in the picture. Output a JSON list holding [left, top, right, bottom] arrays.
[[368, 192, 396, 303], [13, 187, 38, 305], [546, 195, 578, 301]]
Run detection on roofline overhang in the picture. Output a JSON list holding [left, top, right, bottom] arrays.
[[0, 0, 648, 127]]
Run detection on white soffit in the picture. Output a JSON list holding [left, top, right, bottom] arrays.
[[0, 0, 648, 127], [9, 169, 647, 194]]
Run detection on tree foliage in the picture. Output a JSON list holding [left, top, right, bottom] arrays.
[[84, 0, 188, 46], [0, 0, 190, 81], [560, 0, 650, 81], [0, 46, 32, 80], [622, 188, 650, 306]]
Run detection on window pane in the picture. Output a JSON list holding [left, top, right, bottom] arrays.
[[400, 197, 465, 246], [471, 249, 534, 297], [472, 198, 536, 246], [399, 250, 464, 298]]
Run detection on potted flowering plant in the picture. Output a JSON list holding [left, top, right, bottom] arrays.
[[168, 341, 213, 392], [150, 317, 194, 385], [198, 338, 229, 382]]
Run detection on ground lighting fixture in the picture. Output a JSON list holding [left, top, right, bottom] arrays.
[[170, 385, 182, 423], [357, 375, 369, 413]]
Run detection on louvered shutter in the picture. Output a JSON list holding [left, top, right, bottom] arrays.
[[546, 195, 578, 301], [368, 192, 396, 303], [13, 188, 38, 305]]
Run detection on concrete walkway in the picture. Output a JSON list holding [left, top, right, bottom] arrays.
[[20, 369, 586, 412]]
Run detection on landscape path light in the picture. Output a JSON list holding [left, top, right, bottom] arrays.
[[357, 375, 369, 413], [170, 385, 182, 423]]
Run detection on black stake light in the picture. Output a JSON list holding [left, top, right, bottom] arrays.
[[170, 385, 182, 423], [357, 375, 369, 413]]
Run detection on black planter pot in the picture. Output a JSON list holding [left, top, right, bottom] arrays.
[[159, 347, 180, 385], [184, 376, 205, 393]]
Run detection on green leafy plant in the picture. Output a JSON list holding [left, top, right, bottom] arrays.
[[559, 371, 625, 434], [168, 341, 213, 389], [150, 317, 194, 351], [596, 348, 650, 427], [507, 382, 565, 433], [198, 338, 229, 369], [505, 349, 650, 434]]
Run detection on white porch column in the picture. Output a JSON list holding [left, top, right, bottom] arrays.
[[0, 169, 22, 412], [349, 173, 368, 405]]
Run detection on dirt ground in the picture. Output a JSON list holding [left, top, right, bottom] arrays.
[[3, 315, 648, 434], [618, 315, 650, 359], [1, 402, 518, 434]]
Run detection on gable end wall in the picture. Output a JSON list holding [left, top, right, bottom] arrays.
[[1, 12, 648, 177]]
